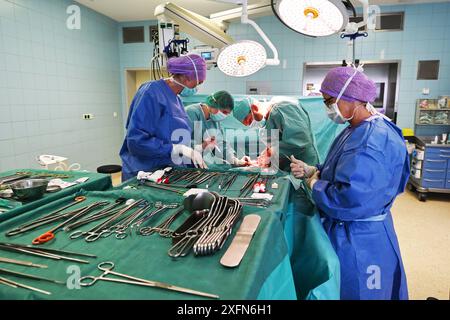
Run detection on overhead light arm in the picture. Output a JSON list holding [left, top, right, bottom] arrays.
[[355, 0, 369, 29], [210, 2, 272, 22], [343, 0, 370, 34], [240, 0, 279, 66], [340, 1, 370, 66], [154, 2, 234, 48]]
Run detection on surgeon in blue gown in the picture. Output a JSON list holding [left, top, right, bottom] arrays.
[[290, 66, 409, 300], [120, 54, 208, 181]]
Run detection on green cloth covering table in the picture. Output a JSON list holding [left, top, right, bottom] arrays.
[[0, 95, 342, 299], [119, 169, 340, 300], [181, 95, 344, 299], [0, 188, 296, 300], [0, 169, 112, 223]]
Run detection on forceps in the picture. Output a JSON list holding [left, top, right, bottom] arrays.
[[79, 262, 219, 299]]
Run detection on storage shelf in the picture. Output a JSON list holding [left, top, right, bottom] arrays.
[[416, 123, 450, 126], [416, 100, 450, 126]]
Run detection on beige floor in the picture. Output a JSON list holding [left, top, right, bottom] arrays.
[[391, 189, 450, 300]]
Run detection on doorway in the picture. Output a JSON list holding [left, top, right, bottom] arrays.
[[124, 68, 169, 119]]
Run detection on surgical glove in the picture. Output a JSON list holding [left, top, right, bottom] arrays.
[[233, 156, 252, 167], [290, 155, 317, 179], [202, 136, 217, 152], [172, 144, 208, 169], [306, 170, 320, 190], [257, 147, 272, 167]]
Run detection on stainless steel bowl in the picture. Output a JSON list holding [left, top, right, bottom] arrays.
[[10, 179, 49, 201]]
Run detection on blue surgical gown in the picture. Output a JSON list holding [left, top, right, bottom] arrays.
[[120, 80, 191, 181], [312, 116, 409, 300]]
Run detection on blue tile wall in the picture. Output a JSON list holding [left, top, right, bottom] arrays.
[[117, 20, 156, 124], [117, 3, 450, 132], [2, 1, 449, 174], [0, 0, 123, 172]]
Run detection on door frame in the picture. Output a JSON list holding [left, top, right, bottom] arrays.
[[302, 59, 402, 118]]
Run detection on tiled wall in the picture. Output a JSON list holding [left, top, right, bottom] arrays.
[[0, 0, 123, 172], [1, 1, 449, 174], [117, 2, 450, 131], [118, 20, 156, 123]]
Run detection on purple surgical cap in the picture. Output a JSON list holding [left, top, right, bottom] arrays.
[[320, 67, 377, 103], [167, 54, 207, 82]]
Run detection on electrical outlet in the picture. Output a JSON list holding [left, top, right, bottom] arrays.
[[83, 114, 94, 120]]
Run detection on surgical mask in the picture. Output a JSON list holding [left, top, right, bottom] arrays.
[[326, 103, 360, 124], [171, 77, 198, 97], [326, 103, 346, 124], [180, 86, 198, 97], [249, 118, 266, 128], [210, 110, 228, 122]]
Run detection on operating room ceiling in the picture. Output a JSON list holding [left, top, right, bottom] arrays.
[[74, 0, 261, 22], [75, 0, 450, 22]]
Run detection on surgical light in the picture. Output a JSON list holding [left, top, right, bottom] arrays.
[[271, 0, 349, 37], [217, 0, 280, 77]]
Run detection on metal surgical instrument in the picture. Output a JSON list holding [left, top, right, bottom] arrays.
[[0, 243, 94, 264], [0, 242, 96, 258], [6, 196, 86, 237], [168, 194, 221, 258], [143, 182, 185, 195], [194, 199, 242, 256], [81, 199, 145, 242], [79, 261, 219, 299], [169, 193, 242, 258], [63, 198, 127, 231], [0, 275, 51, 295], [0, 267, 65, 285], [137, 202, 179, 236], [240, 174, 260, 197], [0, 257, 47, 268], [32, 201, 109, 245], [232, 197, 272, 208], [139, 205, 185, 237], [112, 203, 153, 239]]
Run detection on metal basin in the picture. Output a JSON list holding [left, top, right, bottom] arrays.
[[10, 179, 49, 201]]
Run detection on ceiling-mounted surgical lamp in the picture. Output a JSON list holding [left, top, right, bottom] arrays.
[[271, 0, 371, 38], [217, 0, 280, 77], [341, 0, 370, 36]]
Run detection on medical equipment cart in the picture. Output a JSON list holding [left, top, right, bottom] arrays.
[[407, 136, 450, 201]]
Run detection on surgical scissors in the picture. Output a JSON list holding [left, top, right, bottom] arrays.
[[6, 196, 86, 237], [136, 202, 179, 236], [32, 201, 109, 245], [152, 206, 186, 237], [81, 199, 144, 242], [79, 261, 219, 299]]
